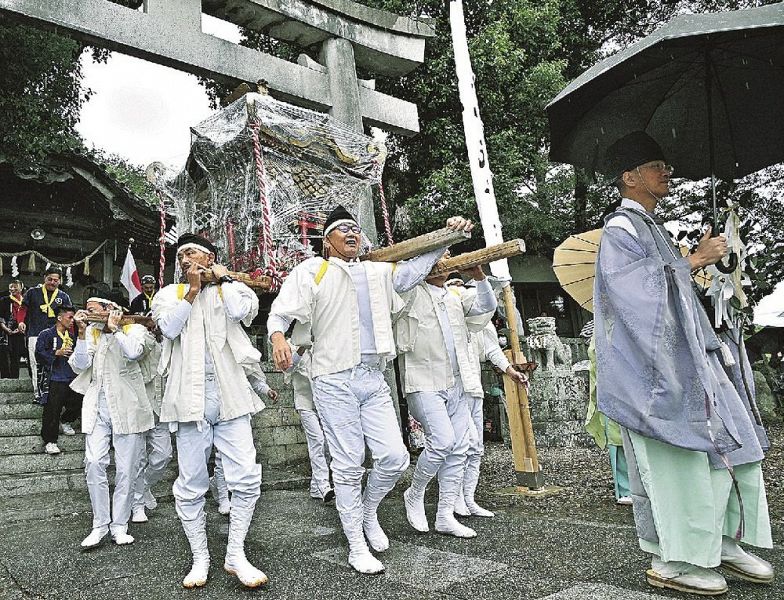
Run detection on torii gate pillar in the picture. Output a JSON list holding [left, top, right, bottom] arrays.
[[319, 37, 375, 238]]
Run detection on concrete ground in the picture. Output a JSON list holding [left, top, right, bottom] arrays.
[[0, 468, 781, 600]]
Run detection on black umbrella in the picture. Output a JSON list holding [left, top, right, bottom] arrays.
[[547, 3, 784, 271]]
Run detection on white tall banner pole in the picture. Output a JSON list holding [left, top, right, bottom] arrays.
[[450, 0, 544, 490], [449, 0, 510, 280]]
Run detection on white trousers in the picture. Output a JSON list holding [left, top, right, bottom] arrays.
[[464, 394, 485, 496], [406, 378, 471, 505], [84, 393, 146, 530], [173, 375, 261, 523], [312, 364, 410, 542], [27, 336, 39, 397], [133, 415, 173, 508], [297, 408, 331, 497]]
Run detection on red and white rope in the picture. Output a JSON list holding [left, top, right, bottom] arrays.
[[249, 120, 282, 290], [157, 190, 166, 289], [373, 161, 394, 247], [378, 179, 394, 246]]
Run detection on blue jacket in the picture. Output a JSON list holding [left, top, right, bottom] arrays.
[[35, 326, 76, 383], [23, 286, 73, 337]]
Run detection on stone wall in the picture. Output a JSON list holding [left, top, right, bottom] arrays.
[[252, 366, 310, 468], [528, 369, 592, 448], [481, 336, 592, 449]]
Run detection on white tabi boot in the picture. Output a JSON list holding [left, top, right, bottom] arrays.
[[362, 481, 390, 552], [463, 456, 494, 518], [110, 524, 135, 546], [310, 479, 336, 504], [720, 536, 774, 584], [646, 556, 727, 596], [310, 480, 323, 499], [142, 489, 158, 511], [345, 512, 385, 575], [403, 464, 431, 533], [210, 475, 231, 516], [181, 513, 210, 588], [434, 472, 476, 539], [80, 525, 109, 550], [453, 490, 471, 517], [224, 505, 268, 588], [131, 505, 149, 523]]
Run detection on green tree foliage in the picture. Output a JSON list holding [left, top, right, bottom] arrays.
[[0, 16, 95, 165], [91, 150, 160, 209], [0, 1, 142, 166]]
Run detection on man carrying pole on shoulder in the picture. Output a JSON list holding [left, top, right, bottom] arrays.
[[70, 298, 154, 550], [268, 206, 474, 575], [396, 263, 496, 538], [152, 233, 267, 589]]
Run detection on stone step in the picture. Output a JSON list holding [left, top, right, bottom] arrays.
[[0, 462, 180, 497], [0, 465, 307, 502], [0, 392, 34, 405], [0, 466, 178, 498], [0, 434, 85, 456], [0, 468, 86, 497], [0, 379, 32, 393], [0, 419, 44, 437], [0, 403, 42, 419], [0, 450, 84, 474]]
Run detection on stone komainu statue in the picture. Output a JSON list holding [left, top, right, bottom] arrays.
[[525, 316, 572, 371]]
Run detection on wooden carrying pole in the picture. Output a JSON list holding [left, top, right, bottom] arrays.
[[201, 270, 273, 291], [85, 314, 155, 328], [449, 0, 544, 491], [362, 228, 470, 263], [429, 239, 525, 276], [501, 285, 543, 489]]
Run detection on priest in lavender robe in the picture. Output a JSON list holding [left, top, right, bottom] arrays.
[[593, 131, 773, 596]]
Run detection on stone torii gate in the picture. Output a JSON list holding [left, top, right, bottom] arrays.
[[0, 0, 435, 240]]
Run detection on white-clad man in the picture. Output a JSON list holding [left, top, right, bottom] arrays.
[[268, 205, 474, 574], [457, 315, 526, 517], [396, 265, 496, 538], [70, 298, 154, 549], [130, 325, 173, 523], [152, 233, 268, 589]]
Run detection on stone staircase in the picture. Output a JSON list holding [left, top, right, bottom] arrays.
[[0, 379, 82, 495], [0, 377, 309, 522]]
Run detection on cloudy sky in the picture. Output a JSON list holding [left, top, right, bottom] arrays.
[[76, 15, 241, 170]]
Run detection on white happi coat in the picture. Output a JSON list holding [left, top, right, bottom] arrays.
[[138, 329, 163, 415], [152, 282, 262, 423], [269, 257, 405, 378], [468, 321, 512, 398], [69, 324, 155, 435], [286, 344, 315, 412], [396, 282, 494, 397]]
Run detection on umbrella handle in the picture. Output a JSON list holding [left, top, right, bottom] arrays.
[[715, 252, 738, 274]]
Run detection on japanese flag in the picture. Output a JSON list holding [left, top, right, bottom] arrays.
[[121, 248, 142, 302]]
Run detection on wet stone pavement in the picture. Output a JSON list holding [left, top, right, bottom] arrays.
[[1, 442, 782, 600]]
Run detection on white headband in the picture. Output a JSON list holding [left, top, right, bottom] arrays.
[[177, 242, 213, 255], [86, 297, 120, 310], [324, 219, 359, 237]]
